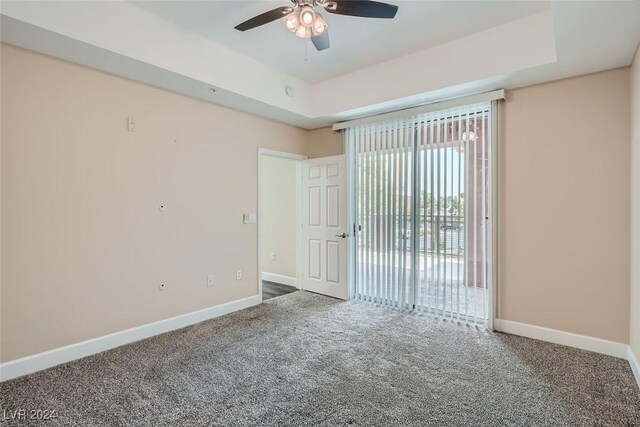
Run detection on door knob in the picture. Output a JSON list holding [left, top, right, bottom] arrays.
[[335, 233, 349, 238]]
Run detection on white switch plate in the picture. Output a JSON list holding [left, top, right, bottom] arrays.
[[270, 252, 276, 261], [243, 213, 256, 224], [236, 270, 242, 280], [127, 117, 135, 131], [207, 274, 215, 287]]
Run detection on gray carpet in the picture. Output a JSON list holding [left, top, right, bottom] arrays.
[[1, 292, 639, 426]]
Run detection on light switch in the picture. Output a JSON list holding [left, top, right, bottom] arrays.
[[243, 213, 257, 224], [127, 117, 135, 131]]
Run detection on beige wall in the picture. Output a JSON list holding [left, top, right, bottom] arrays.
[[631, 47, 640, 357], [0, 42, 633, 364], [0, 44, 314, 362], [498, 68, 631, 343], [261, 155, 297, 279], [306, 127, 343, 158]]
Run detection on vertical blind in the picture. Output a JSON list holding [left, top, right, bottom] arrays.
[[349, 102, 492, 326]]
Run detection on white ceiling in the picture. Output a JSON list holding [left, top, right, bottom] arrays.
[[1, 1, 640, 129], [131, 1, 551, 83]]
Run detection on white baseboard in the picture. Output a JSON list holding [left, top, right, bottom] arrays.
[[0, 294, 262, 382], [494, 319, 628, 359], [628, 346, 640, 390], [262, 272, 298, 288]]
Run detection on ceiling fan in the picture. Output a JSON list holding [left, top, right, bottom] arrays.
[[234, 0, 399, 51]]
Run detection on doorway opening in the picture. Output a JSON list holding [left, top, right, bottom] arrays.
[[258, 149, 307, 301]]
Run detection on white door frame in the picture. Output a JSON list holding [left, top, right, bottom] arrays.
[[257, 148, 308, 302], [345, 130, 357, 300], [488, 100, 499, 330]]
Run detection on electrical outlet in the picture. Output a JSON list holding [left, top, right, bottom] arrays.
[[270, 252, 276, 261], [236, 270, 242, 280], [207, 274, 215, 287]]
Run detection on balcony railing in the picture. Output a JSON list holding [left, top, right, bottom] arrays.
[[356, 214, 466, 255]]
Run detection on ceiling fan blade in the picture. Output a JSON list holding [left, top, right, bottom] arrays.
[[234, 7, 294, 31], [324, 1, 398, 19], [311, 31, 330, 51]]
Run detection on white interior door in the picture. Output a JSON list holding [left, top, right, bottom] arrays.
[[302, 155, 349, 300]]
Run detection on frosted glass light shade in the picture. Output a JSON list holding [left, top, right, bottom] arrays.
[[282, 12, 300, 33], [312, 13, 327, 36], [299, 6, 316, 27], [295, 25, 312, 39]]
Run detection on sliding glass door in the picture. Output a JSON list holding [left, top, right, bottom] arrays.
[[350, 102, 493, 326]]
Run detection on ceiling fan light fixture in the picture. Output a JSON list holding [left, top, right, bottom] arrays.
[[284, 5, 324, 39], [235, 0, 399, 51], [282, 11, 300, 32], [295, 24, 312, 39], [299, 5, 316, 27], [312, 13, 327, 36]]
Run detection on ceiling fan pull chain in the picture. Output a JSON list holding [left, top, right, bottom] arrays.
[[304, 40, 309, 62]]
